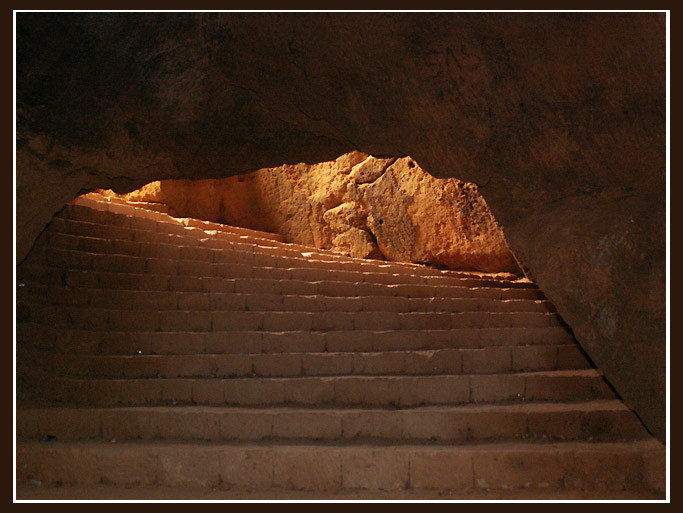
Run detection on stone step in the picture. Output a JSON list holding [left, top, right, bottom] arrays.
[[17, 325, 577, 354], [119, 200, 172, 215], [17, 265, 545, 301], [42, 214, 387, 276], [49, 203, 529, 286], [15, 439, 665, 494], [29, 237, 535, 290], [22, 344, 591, 378], [18, 282, 556, 314], [23, 370, 614, 407], [47, 207, 349, 258], [75, 194, 526, 284], [70, 194, 286, 243], [16, 401, 648, 443], [17, 301, 562, 332], [98, 197, 175, 216]]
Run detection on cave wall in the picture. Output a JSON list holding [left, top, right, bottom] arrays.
[[15, 12, 666, 439]]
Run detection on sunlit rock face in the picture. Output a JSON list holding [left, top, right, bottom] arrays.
[[15, 13, 665, 439], [121, 152, 521, 273]]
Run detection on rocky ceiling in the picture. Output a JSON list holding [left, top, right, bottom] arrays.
[[15, 12, 666, 440]]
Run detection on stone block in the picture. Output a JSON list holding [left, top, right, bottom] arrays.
[[283, 377, 336, 404], [213, 311, 263, 331], [157, 446, 221, 487], [272, 448, 342, 491], [402, 409, 468, 441], [335, 376, 400, 406], [511, 345, 558, 371], [178, 245, 214, 263], [407, 349, 462, 374], [400, 375, 470, 406], [159, 378, 194, 404], [160, 310, 212, 332], [312, 311, 354, 331], [301, 352, 354, 375], [341, 410, 402, 439], [462, 347, 511, 374], [354, 312, 400, 330], [470, 374, 525, 403], [466, 409, 527, 440], [168, 275, 204, 292], [560, 448, 643, 491], [272, 410, 342, 439], [410, 450, 473, 491], [219, 410, 273, 440], [218, 448, 273, 490], [263, 312, 314, 331], [177, 292, 210, 311], [324, 331, 374, 352], [224, 378, 285, 405], [472, 448, 564, 490], [157, 410, 220, 440], [352, 351, 405, 374], [206, 331, 262, 354], [262, 331, 324, 353], [189, 379, 225, 404], [209, 292, 246, 310], [340, 449, 409, 490], [36, 408, 101, 441], [253, 353, 302, 377], [210, 354, 253, 377], [175, 259, 212, 277], [101, 408, 160, 440], [149, 332, 204, 355]]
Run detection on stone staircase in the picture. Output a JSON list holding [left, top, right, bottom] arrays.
[[15, 193, 665, 498]]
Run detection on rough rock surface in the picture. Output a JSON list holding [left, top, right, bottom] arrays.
[[121, 153, 521, 273], [15, 13, 666, 439]]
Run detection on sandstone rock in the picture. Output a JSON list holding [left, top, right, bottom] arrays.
[[322, 201, 366, 233], [349, 156, 395, 184], [332, 227, 383, 260], [357, 158, 520, 272], [119, 153, 521, 273]]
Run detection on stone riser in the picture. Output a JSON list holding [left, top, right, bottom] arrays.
[[15, 440, 665, 494], [21, 344, 589, 378], [17, 325, 577, 354], [18, 264, 544, 300], [32, 243, 482, 288], [18, 283, 555, 314], [18, 302, 561, 332], [57, 198, 524, 280], [17, 402, 648, 443], [21, 370, 613, 408], [34, 238, 533, 290], [71, 195, 286, 242], [38, 204, 532, 287]]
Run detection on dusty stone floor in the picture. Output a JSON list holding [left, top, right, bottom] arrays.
[[15, 484, 665, 501]]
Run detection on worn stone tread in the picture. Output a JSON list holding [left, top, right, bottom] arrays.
[[21, 369, 616, 408], [22, 343, 590, 378], [16, 439, 665, 493], [16, 325, 578, 355], [16, 400, 649, 443]]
